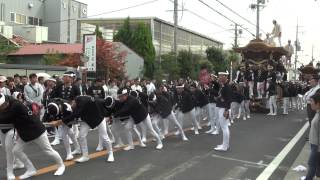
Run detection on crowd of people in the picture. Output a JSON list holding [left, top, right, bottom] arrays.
[[0, 70, 316, 180]]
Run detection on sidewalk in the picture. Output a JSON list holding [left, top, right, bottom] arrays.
[[284, 143, 320, 180]]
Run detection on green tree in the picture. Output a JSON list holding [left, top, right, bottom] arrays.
[[177, 50, 195, 79], [43, 50, 63, 65], [94, 25, 103, 39], [131, 23, 156, 78], [159, 52, 180, 80], [113, 18, 156, 78], [206, 46, 229, 73], [113, 17, 133, 47], [0, 40, 18, 63]]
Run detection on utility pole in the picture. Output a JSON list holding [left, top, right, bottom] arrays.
[[250, 0, 266, 39], [294, 20, 299, 80], [231, 23, 240, 82], [234, 23, 238, 48], [256, 0, 260, 39], [174, 0, 178, 64]]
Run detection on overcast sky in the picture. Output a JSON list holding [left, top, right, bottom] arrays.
[[80, 0, 320, 65]]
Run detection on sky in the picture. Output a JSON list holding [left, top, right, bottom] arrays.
[[79, 0, 320, 65]]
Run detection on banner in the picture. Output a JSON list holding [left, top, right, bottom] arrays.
[[83, 34, 96, 72]]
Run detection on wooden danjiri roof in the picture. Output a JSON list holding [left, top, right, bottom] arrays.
[[234, 39, 288, 61]]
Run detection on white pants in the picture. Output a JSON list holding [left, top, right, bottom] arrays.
[[208, 103, 217, 130], [249, 81, 254, 98], [97, 120, 115, 148], [195, 107, 202, 127], [297, 95, 304, 110], [78, 121, 112, 157], [183, 108, 198, 132], [137, 115, 162, 144], [124, 119, 143, 146], [283, 97, 289, 114], [269, 95, 278, 114], [176, 110, 184, 128], [125, 115, 162, 146], [240, 100, 250, 117], [61, 124, 80, 157], [230, 102, 240, 120], [111, 119, 125, 146], [163, 111, 186, 138], [13, 132, 63, 171], [257, 82, 265, 98], [1, 130, 28, 177], [217, 107, 230, 148]]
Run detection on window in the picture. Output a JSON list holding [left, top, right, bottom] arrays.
[[10, 12, 15, 22], [34, 17, 38, 25], [16, 14, 26, 24], [28, 16, 34, 25], [39, 19, 43, 26]]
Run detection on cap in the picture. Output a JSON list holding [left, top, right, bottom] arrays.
[[0, 76, 7, 82], [104, 96, 114, 108], [0, 93, 5, 106], [45, 78, 57, 82], [63, 71, 76, 78]]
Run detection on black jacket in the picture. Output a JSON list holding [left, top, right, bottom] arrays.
[[281, 82, 290, 97], [0, 96, 45, 142], [193, 89, 209, 107], [62, 96, 104, 129], [154, 95, 173, 118], [88, 85, 105, 99], [243, 86, 250, 100], [114, 96, 148, 124], [267, 82, 277, 96], [51, 84, 81, 101], [179, 90, 195, 113], [216, 83, 232, 109]]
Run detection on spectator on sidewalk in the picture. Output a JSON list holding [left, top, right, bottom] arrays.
[[304, 93, 320, 180]]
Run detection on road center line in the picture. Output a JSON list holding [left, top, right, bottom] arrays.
[[152, 151, 213, 180], [121, 164, 155, 180], [256, 122, 308, 180]]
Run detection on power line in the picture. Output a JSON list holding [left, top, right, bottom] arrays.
[[10, 0, 160, 27], [214, 0, 266, 35], [168, 0, 232, 33], [198, 0, 255, 37]]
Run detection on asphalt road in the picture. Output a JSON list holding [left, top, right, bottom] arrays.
[[0, 108, 307, 180]]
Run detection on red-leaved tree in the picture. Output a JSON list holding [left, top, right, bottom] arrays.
[[58, 38, 127, 79]]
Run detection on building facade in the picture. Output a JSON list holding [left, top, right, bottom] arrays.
[[78, 17, 223, 59], [0, 0, 87, 43]]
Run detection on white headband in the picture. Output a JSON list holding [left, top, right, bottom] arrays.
[[63, 103, 72, 112], [48, 102, 59, 116], [105, 96, 114, 108]]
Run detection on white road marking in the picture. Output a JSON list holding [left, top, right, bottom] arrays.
[[152, 152, 212, 180], [222, 166, 248, 180], [122, 164, 155, 180], [211, 154, 268, 167], [256, 122, 308, 180]]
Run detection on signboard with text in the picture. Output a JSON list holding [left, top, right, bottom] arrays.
[[83, 34, 96, 72]]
